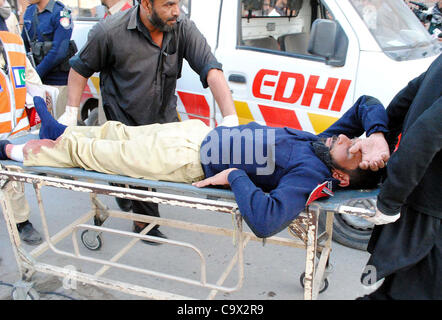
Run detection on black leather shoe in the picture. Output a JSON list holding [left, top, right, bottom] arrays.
[[132, 223, 167, 246], [17, 221, 43, 245]]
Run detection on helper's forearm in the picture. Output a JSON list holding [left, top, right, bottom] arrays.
[[67, 68, 89, 108], [207, 69, 236, 117]]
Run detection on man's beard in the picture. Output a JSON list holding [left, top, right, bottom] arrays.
[[148, 8, 177, 32], [311, 137, 336, 171]]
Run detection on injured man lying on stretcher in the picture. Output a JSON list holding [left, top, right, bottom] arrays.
[[0, 95, 390, 238]]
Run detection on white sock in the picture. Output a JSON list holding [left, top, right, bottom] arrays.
[[10, 144, 25, 162]]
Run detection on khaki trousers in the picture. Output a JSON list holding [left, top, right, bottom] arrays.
[[24, 120, 212, 183], [3, 182, 30, 224], [52, 85, 68, 120]]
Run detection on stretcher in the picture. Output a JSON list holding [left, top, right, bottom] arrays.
[[0, 133, 378, 300]]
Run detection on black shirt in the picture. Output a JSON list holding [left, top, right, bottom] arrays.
[[378, 54, 442, 219], [70, 5, 222, 125]]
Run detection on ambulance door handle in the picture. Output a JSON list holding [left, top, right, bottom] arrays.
[[228, 74, 246, 84]]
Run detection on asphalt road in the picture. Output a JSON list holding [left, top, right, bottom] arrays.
[[0, 182, 379, 301]]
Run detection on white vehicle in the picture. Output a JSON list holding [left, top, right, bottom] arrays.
[[68, 0, 440, 250]]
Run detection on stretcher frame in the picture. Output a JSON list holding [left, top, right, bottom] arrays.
[[0, 137, 378, 300]]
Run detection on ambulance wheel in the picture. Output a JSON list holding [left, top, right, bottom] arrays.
[[299, 272, 329, 293], [81, 230, 102, 251], [318, 198, 376, 251]]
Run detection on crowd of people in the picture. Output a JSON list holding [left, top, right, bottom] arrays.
[[406, 0, 442, 38]]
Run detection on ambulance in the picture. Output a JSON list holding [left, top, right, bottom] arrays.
[[69, 0, 441, 250]]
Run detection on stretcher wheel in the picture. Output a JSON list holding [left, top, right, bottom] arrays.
[[81, 230, 102, 250], [299, 272, 329, 293]]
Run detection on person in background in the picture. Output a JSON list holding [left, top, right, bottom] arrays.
[[102, 0, 133, 17], [261, 1, 273, 16], [269, 0, 286, 16], [21, 0, 73, 121], [0, 9, 42, 244], [429, 0, 442, 38], [1, 0, 41, 86]]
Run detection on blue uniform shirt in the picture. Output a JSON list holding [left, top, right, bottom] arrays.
[[22, 0, 73, 85], [200, 96, 389, 238]]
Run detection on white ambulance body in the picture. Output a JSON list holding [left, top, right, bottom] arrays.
[[176, 0, 439, 132], [70, 0, 440, 249]]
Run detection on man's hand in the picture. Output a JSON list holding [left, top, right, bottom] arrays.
[[192, 168, 238, 188], [349, 132, 390, 171], [365, 207, 400, 225], [219, 114, 239, 127]]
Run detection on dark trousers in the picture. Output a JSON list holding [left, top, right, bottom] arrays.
[[102, 104, 181, 230], [360, 243, 442, 300], [130, 185, 160, 229], [103, 106, 168, 228], [360, 206, 442, 300]]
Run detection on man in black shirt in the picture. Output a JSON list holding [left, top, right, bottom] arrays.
[[61, 0, 238, 244]]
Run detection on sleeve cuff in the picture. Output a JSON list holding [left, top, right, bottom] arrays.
[[227, 169, 247, 186], [69, 55, 96, 78], [367, 124, 389, 137], [200, 61, 223, 88], [376, 196, 402, 216]]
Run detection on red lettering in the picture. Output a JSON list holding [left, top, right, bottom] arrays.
[[301, 76, 339, 109], [253, 69, 351, 111], [252, 69, 279, 100], [331, 79, 352, 112], [273, 72, 305, 104]]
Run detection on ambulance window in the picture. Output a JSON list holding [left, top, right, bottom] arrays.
[[66, 1, 190, 19], [238, 0, 331, 57], [65, 0, 109, 19], [181, 0, 191, 17]]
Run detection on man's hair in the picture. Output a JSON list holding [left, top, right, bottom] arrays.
[[311, 139, 384, 189], [340, 166, 384, 189]]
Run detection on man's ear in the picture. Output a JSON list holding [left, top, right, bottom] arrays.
[[140, 0, 152, 12], [332, 169, 350, 187]]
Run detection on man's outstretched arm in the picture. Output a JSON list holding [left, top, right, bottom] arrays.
[[194, 164, 331, 238], [207, 69, 239, 127], [57, 69, 89, 126]]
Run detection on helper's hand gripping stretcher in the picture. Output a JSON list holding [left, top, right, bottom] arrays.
[[0, 133, 377, 300]]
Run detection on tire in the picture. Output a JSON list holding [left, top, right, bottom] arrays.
[[84, 107, 99, 126], [318, 198, 376, 251]]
